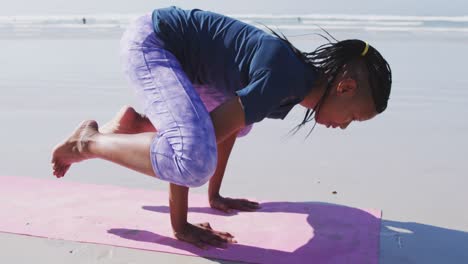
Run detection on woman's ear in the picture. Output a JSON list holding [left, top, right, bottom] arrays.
[[336, 78, 357, 96]]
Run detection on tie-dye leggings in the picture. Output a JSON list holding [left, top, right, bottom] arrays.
[[119, 14, 252, 187]]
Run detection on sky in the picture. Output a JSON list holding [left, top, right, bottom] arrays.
[[0, 0, 467, 16]]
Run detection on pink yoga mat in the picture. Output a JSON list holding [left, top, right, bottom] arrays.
[[0, 176, 381, 263]]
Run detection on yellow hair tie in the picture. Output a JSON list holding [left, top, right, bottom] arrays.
[[361, 41, 369, 56]]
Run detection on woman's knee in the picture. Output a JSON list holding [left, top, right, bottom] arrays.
[[150, 132, 217, 188], [179, 145, 218, 187]]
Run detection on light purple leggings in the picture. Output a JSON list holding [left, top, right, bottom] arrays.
[[119, 14, 251, 187]]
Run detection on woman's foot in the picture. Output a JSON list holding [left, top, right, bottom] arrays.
[[51, 120, 99, 178], [100, 105, 145, 134]]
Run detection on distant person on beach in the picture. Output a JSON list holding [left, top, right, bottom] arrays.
[[52, 6, 392, 249], [82, 17, 86, 24]]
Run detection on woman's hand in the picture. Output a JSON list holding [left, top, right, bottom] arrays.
[[173, 222, 236, 249], [209, 195, 261, 213]]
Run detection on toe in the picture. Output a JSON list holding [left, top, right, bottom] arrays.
[[56, 164, 63, 177], [57, 164, 70, 178], [52, 162, 59, 174], [62, 164, 71, 176], [54, 162, 67, 178]]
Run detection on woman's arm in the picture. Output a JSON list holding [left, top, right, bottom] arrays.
[[207, 130, 259, 212], [210, 96, 246, 143], [208, 130, 238, 202], [208, 98, 260, 212], [169, 96, 245, 248]]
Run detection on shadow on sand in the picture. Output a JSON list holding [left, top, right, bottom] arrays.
[[380, 219, 468, 263], [108, 202, 468, 264]]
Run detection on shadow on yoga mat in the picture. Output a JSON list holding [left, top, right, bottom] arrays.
[[108, 201, 381, 264], [0, 176, 381, 264]]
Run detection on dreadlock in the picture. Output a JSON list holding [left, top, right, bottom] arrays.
[[264, 27, 392, 137]]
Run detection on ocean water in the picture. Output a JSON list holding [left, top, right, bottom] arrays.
[[1, 0, 467, 16], [1, 13, 468, 39], [1, 12, 468, 264]]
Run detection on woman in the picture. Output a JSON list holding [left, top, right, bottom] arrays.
[[52, 6, 392, 249]]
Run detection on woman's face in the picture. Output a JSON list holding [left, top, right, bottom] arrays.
[[315, 64, 378, 129]]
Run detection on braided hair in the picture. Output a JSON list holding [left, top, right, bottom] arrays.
[[266, 28, 392, 137]]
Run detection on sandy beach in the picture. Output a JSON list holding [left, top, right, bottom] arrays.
[[1, 9, 468, 264]]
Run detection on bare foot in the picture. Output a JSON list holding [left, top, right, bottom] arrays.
[[100, 105, 144, 134], [51, 120, 99, 178]]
